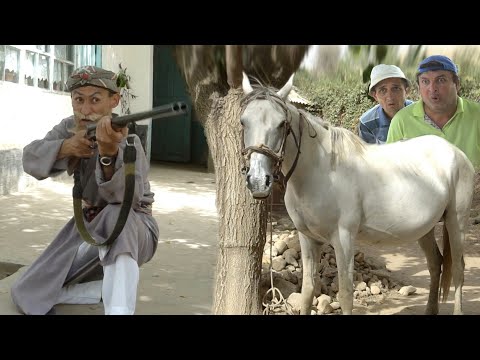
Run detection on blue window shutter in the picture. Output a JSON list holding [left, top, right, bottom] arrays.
[[75, 45, 97, 67], [95, 45, 102, 66]]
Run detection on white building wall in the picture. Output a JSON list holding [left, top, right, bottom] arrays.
[[101, 45, 154, 160], [0, 80, 72, 148], [0, 78, 73, 195], [0, 45, 154, 195]]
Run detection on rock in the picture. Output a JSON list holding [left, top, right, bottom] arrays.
[[272, 256, 287, 271], [285, 235, 301, 252], [398, 285, 416, 296], [280, 269, 298, 284], [316, 294, 332, 314], [330, 301, 341, 310], [260, 213, 405, 314], [274, 239, 288, 255], [283, 248, 299, 267], [371, 285, 381, 295], [370, 269, 391, 280], [286, 292, 303, 313], [355, 281, 367, 291]]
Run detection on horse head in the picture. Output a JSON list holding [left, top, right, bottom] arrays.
[[240, 72, 294, 199]]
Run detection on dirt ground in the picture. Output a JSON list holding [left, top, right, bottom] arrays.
[[1, 164, 479, 315], [344, 173, 480, 315], [0, 162, 219, 315]]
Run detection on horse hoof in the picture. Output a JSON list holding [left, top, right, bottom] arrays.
[[424, 306, 439, 315]]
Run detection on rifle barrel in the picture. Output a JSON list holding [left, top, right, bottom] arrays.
[[86, 101, 188, 135]]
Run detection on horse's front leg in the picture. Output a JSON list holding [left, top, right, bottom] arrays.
[[417, 228, 441, 315], [331, 227, 354, 315], [298, 232, 321, 315]]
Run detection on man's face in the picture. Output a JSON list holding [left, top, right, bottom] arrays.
[[371, 78, 408, 119], [71, 86, 120, 131], [418, 70, 458, 114]]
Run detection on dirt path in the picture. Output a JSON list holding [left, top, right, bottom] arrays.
[[352, 228, 480, 315], [357, 173, 480, 315], [1, 164, 479, 315], [0, 162, 219, 315]]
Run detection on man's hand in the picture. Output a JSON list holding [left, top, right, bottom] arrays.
[[96, 115, 128, 157], [58, 129, 96, 160]]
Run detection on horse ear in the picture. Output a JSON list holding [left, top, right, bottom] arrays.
[[276, 73, 294, 100], [242, 72, 253, 95]]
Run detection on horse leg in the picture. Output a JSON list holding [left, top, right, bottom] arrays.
[[444, 211, 466, 315], [417, 228, 442, 315], [298, 232, 321, 315], [331, 227, 354, 315]]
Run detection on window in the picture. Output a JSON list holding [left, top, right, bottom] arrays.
[[0, 45, 100, 92], [2, 46, 20, 83], [53, 45, 74, 91]]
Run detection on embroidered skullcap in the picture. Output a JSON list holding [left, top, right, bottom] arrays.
[[67, 65, 119, 93]]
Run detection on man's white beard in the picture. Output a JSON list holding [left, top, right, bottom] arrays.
[[68, 111, 106, 134]]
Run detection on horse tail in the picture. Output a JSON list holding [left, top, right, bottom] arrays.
[[439, 223, 452, 302]]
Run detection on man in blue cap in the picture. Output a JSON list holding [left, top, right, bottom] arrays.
[[386, 55, 480, 170]]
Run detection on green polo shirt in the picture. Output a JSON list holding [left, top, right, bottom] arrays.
[[386, 97, 480, 169]]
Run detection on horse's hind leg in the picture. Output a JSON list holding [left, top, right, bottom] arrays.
[[444, 210, 466, 315], [443, 160, 474, 315], [298, 232, 321, 315], [417, 228, 442, 315], [331, 228, 354, 315]]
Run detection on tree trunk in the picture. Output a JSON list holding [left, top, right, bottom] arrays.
[[205, 88, 268, 314], [172, 45, 309, 314]]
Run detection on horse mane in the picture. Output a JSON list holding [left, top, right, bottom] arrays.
[[329, 126, 367, 166], [242, 82, 367, 167], [297, 109, 367, 167]]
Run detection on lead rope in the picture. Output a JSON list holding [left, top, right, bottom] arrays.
[[262, 188, 294, 315]]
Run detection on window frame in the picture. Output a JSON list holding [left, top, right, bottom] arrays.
[[0, 45, 100, 93]]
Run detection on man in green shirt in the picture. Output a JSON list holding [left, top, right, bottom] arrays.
[[386, 55, 480, 170]]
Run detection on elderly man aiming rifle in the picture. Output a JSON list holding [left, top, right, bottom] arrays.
[[11, 65, 159, 315]]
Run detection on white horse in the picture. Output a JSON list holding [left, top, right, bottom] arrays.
[[240, 72, 475, 315]]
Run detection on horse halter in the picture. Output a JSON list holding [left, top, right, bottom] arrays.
[[241, 120, 290, 181], [240, 92, 303, 190]]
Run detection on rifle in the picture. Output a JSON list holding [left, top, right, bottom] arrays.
[[67, 101, 188, 174], [86, 101, 188, 140], [71, 101, 188, 250]]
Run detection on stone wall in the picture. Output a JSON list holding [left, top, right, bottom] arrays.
[[0, 147, 32, 196]]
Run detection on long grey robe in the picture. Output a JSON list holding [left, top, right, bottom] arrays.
[[11, 115, 159, 315]]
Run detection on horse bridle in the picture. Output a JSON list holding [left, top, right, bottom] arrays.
[[240, 96, 303, 191]]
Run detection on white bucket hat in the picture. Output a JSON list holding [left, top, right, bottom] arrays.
[[369, 64, 410, 93]]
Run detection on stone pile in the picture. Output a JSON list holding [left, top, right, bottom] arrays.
[[261, 213, 413, 315]]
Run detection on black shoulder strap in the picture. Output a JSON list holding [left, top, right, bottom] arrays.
[[72, 135, 137, 247]]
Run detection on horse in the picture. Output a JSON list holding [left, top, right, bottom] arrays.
[[240, 72, 475, 315]]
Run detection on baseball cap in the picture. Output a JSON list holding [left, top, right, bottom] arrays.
[[66, 65, 119, 93], [417, 55, 458, 75], [369, 64, 410, 92]]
